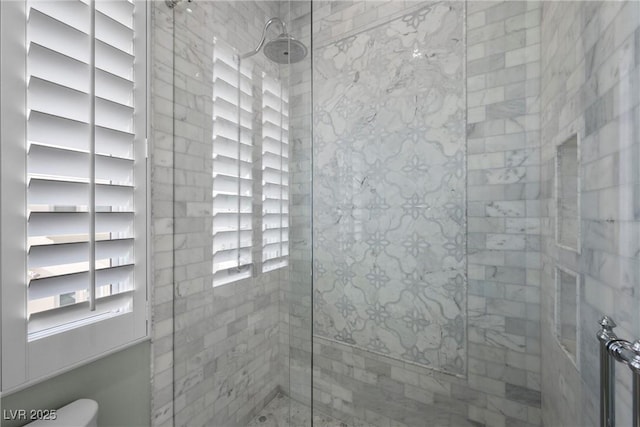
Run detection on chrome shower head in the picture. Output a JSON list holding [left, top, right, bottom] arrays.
[[240, 18, 308, 64], [263, 33, 308, 64]]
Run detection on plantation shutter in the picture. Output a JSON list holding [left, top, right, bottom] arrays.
[[25, 0, 142, 340], [212, 38, 254, 286], [261, 74, 289, 272]]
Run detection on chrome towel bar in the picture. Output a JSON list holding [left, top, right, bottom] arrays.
[[597, 316, 640, 427]]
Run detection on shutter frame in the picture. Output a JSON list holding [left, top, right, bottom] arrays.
[[1, 0, 148, 392]]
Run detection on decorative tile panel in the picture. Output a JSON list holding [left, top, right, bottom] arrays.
[[312, 2, 466, 375]]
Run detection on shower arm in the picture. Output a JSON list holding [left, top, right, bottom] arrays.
[[165, 0, 190, 9], [240, 17, 288, 60]]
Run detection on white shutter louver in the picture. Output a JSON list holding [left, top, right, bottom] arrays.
[[26, 0, 139, 340], [261, 74, 289, 272], [212, 38, 254, 286]]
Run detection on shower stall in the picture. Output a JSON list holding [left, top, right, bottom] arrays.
[[152, 1, 640, 426]]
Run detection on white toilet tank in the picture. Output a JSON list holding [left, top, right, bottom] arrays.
[[25, 399, 98, 427]]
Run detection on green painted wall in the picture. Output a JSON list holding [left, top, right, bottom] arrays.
[[0, 341, 151, 427]]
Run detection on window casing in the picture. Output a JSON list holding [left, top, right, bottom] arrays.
[[1, 0, 147, 392]]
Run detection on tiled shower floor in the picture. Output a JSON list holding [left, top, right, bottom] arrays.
[[248, 394, 350, 427]]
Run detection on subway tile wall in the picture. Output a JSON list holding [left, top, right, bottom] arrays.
[[465, 1, 542, 426], [539, 2, 640, 426], [150, 2, 293, 426]]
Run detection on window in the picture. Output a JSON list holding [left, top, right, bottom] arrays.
[[210, 40, 290, 286], [212, 38, 254, 286], [1, 0, 147, 391], [261, 74, 289, 272]]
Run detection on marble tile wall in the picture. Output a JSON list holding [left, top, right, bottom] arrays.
[[465, 1, 543, 426], [539, 1, 640, 426], [149, 2, 296, 426], [297, 1, 544, 426]]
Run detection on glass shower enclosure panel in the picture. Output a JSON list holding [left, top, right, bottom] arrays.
[[170, 1, 312, 426]]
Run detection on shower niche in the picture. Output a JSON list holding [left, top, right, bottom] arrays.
[[555, 134, 580, 252], [555, 266, 579, 365]]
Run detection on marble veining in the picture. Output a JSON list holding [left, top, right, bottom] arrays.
[[312, 2, 466, 374]]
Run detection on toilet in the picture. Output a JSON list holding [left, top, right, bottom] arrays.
[[25, 399, 98, 427]]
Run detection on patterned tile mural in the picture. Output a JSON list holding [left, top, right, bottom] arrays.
[[313, 2, 466, 375]]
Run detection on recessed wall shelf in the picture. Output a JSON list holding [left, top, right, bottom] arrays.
[[555, 265, 579, 366], [555, 134, 580, 252]]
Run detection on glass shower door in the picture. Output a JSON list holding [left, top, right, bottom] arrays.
[[168, 1, 312, 426]]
